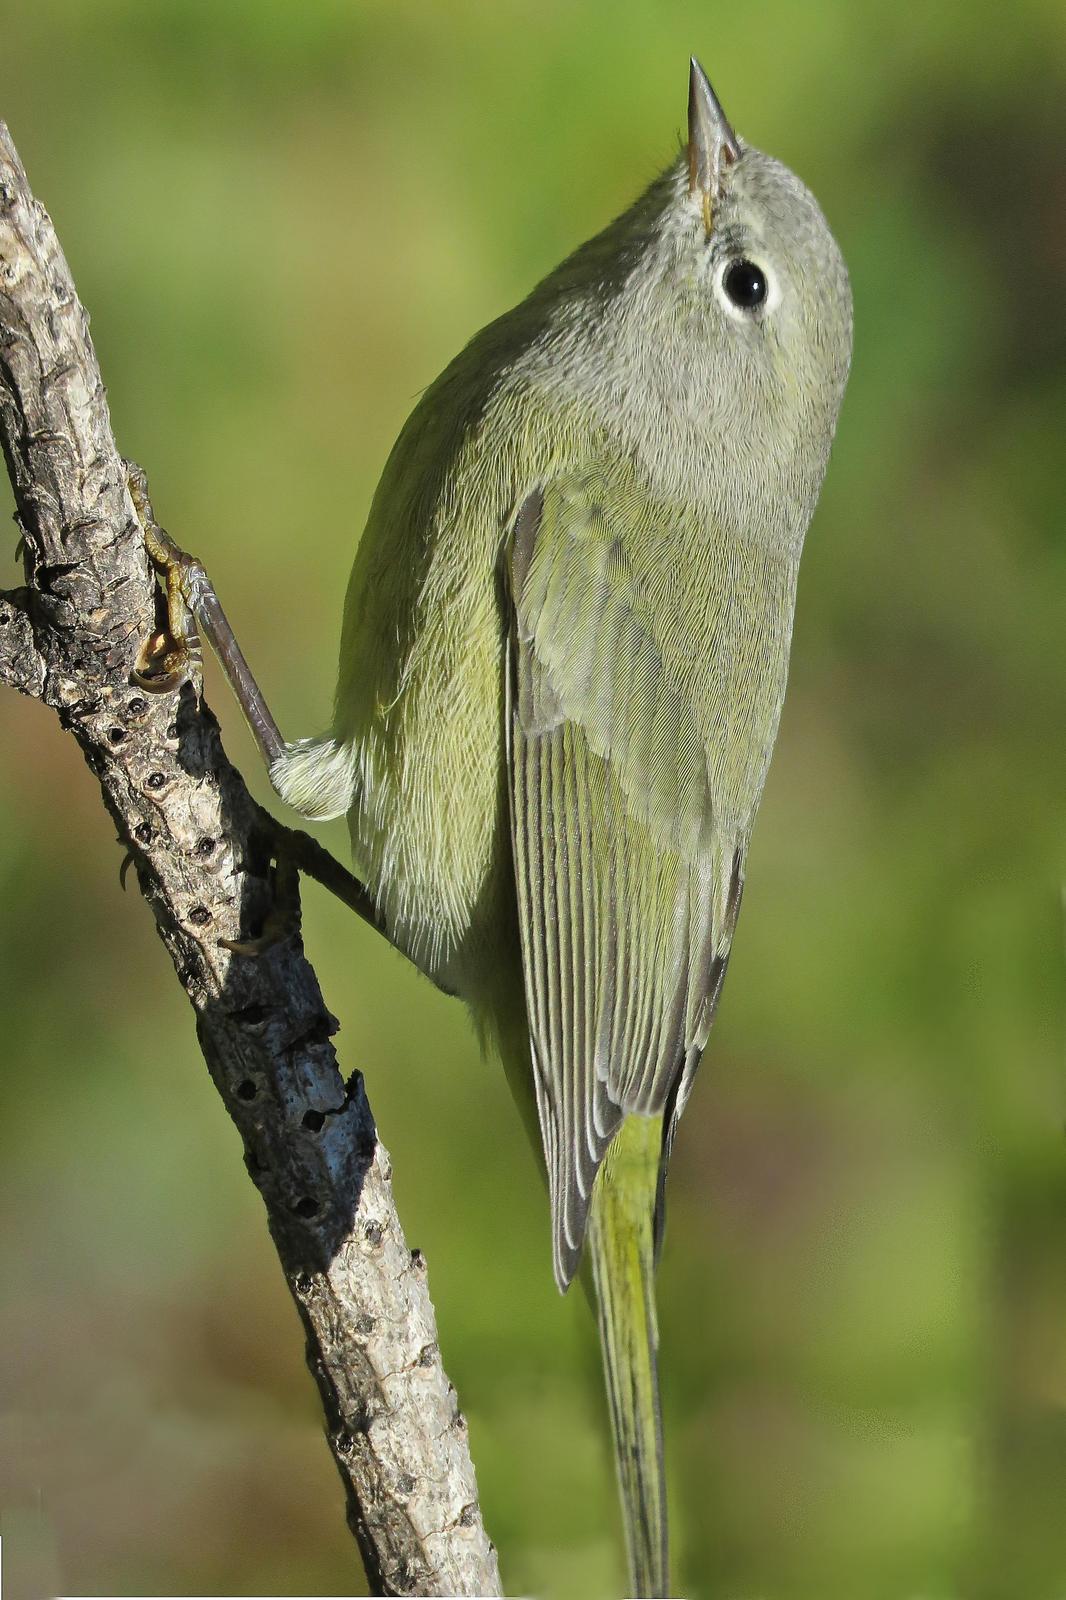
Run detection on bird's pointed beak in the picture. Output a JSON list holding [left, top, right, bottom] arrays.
[[688, 57, 740, 233]]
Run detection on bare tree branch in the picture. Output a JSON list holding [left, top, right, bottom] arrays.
[[0, 123, 501, 1599]]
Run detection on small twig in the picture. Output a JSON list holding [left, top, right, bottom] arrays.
[[0, 121, 501, 1598]]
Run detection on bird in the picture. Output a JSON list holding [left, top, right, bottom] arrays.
[[138, 56, 852, 1598]]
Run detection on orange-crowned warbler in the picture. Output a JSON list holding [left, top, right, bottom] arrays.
[[139, 58, 852, 1597]]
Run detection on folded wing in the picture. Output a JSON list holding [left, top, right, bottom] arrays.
[[505, 470, 742, 1288]]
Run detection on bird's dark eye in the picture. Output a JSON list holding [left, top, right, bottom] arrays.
[[722, 258, 768, 311]]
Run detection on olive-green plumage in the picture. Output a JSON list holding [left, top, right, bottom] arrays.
[[273, 60, 851, 1596]]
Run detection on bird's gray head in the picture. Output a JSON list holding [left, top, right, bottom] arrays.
[[674, 57, 853, 429], [526, 58, 853, 536]]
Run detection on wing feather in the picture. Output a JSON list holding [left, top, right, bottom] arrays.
[[505, 469, 743, 1287]]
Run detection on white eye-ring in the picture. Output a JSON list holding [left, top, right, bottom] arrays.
[[714, 255, 780, 320]]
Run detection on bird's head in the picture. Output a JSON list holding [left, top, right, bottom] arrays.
[[531, 59, 853, 527], [673, 57, 853, 430]]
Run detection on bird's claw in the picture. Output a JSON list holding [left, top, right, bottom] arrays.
[[118, 847, 136, 890], [132, 625, 199, 693], [125, 458, 203, 695], [219, 849, 302, 957]]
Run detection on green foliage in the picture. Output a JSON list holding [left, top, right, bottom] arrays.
[[1, 4, 1063, 1596]]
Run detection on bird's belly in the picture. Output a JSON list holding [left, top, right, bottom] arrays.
[[347, 608, 508, 993]]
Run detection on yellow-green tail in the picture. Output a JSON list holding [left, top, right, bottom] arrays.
[[587, 1114, 668, 1598]]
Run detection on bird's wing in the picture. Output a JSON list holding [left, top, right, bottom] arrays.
[[505, 469, 743, 1288]]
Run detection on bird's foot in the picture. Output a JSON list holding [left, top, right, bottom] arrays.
[[221, 842, 303, 957], [126, 459, 205, 694]]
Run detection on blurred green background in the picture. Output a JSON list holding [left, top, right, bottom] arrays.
[[1, 3, 1064, 1597]]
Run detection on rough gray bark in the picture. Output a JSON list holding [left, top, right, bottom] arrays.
[[0, 123, 501, 1599]]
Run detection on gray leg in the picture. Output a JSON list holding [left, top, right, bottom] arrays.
[[125, 461, 377, 939], [127, 461, 284, 769]]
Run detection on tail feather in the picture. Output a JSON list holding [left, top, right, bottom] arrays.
[[587, 1115, 668, 1598]]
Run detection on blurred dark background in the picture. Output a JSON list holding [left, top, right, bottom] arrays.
[[1, 3, 1064, 1597]]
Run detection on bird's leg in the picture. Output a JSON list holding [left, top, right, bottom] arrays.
[[216, 812, 380, 958], [127, 461, 284, 768], [125, 461, 378, 943]]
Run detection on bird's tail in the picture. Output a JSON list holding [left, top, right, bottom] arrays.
[[587, 1114, 668, 1599]]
